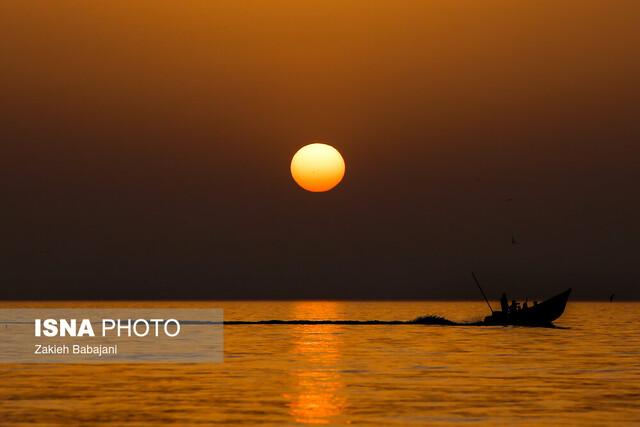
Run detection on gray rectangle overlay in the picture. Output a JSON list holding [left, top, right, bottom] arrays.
[[0, 309, 223, 363]]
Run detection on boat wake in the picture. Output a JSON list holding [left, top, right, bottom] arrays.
[[216, 315, 559, 328], [222, 315, 481, 326], [183, 314, 562, 328]]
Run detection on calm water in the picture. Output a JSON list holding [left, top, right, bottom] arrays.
[[1, 301, 639, 425]]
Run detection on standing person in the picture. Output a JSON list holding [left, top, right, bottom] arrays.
[[509, 300, 520, 313], [500, 292, 509, 314]]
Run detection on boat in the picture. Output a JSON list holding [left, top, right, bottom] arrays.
[[482, 288, 572, 326]]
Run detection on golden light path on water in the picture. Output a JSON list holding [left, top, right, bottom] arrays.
[[0, 301, 639, 425], [284, 302, 346, 424]]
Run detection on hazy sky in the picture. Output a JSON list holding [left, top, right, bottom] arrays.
[[1, 1, 639, 299]]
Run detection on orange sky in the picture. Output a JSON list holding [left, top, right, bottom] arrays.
[[1, 1, 639, 298]]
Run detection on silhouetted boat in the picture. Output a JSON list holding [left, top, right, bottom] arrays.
[[483, 288, 572, 326]]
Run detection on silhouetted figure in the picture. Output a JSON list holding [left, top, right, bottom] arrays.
[[610, 293, 615, 303], [533, 301, 538, 307], [500, 292, 509, 314], [522, 299, 529, 311], [509, 300, 519, 313]]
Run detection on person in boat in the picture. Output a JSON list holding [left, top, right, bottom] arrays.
[[509, 300, 520, 313], [500, 292, 509, 314]]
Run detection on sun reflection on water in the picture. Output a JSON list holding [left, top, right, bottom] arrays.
[[283, 302, 347, 424]]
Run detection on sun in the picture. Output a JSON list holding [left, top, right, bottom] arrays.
[[290, 143, 345, 192]]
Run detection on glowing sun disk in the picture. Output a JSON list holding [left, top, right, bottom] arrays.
[[290, 143, 345, 192]]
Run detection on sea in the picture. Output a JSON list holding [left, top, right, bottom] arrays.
[[0, 301, 638, 426]]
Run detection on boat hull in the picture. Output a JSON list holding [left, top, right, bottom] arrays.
[[483, 288, 572, 326]]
